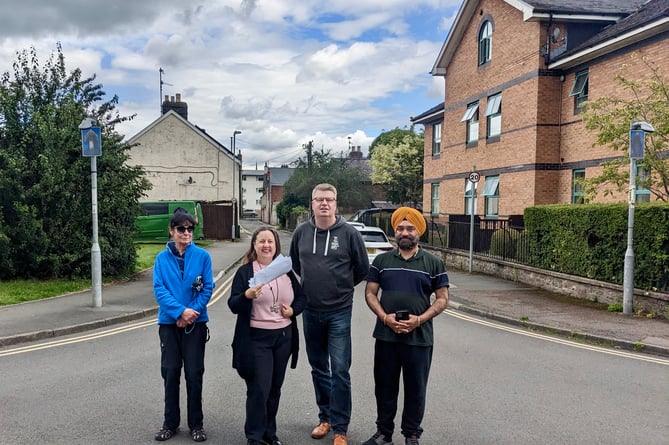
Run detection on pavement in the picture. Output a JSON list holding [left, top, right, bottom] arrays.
[[1, 231, 668, 357]]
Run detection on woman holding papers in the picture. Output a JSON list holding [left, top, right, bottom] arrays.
[[228, 226, 305, 445]]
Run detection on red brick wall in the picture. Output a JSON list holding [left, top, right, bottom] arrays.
[[423, 0, 669, 218]]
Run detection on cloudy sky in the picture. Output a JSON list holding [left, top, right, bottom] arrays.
[[0, 0, 461, 169]]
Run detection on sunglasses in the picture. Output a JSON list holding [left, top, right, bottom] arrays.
[[175, 225, 194, 234]]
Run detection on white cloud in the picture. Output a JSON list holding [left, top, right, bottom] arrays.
[[0, 0, 463, 169]]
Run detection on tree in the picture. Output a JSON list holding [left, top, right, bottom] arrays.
[[580, 55, 669, 201], [369, 127, 424, 206], [0, 44, 151, 279], [278, 140, 372, 224]]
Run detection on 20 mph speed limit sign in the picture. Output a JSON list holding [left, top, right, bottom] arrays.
[[469, 171, 480, 183]]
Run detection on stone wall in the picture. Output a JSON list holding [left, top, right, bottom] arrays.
[[435, 247, 669, 314]]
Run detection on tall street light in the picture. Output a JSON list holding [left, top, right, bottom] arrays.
[[623, 121, 654, 315], [231, 130, 242, 240]]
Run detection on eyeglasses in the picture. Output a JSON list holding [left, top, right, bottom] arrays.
[[313, 197, 336, 203], [175, 225, 194, 234]]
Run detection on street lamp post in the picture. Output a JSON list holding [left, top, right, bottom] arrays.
[[623, 121, 654, 315], [79, 117, 103, 308], [231, 130, 242, 240]]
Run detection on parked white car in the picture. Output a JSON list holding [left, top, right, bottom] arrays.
[[348, 222, 394, 262]]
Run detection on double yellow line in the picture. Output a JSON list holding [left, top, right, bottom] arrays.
[[0, 275, 234, 358]]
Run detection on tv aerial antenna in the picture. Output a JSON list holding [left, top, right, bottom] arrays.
[[159, 68, 173, 109]]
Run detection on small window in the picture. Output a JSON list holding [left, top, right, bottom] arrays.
[[636, 166, 651, 203], [569, 70, 589, 114], [140, 203, 169, 216], [478, 21, 492, 65], [572, 169, 585, 204], [432, 123, 442, 155], [485, 94, 502, 138], [482, 175, 499, 216], [464, 180, 476, 215], [461, 102, 479, 146], [431, 183, 440, 217]]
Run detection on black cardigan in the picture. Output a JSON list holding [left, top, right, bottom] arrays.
[[228, 261, 306, 380]]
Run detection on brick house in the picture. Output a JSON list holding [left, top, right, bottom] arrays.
[[261, 166, 295, 225], [411, 0, 669, 222]]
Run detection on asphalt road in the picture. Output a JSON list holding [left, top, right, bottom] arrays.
[[1, 263, 668, 444]]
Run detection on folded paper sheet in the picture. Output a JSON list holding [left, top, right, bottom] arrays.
[[249, 254, 293, 287]]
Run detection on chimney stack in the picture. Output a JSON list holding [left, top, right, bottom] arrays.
[[161, 93, 188, 120]]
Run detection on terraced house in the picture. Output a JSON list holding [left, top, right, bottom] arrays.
[[411, 0, 669, 222]]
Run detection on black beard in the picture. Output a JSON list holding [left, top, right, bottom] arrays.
[[397, 236, 418, 250]]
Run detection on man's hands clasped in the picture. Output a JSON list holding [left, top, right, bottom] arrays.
[[386, 313, 421, 334]]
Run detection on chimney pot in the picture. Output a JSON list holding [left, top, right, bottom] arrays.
[[176, 93, 181, 102]]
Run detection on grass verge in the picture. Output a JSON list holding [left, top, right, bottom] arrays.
[[0, 241, 212, 306]]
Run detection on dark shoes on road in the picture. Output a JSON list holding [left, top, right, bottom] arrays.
[[191, 428, 207, 442], [405, 435, 420, 445], [262, 435, 284, 445], [155, 427, 178, 441], [363, 430, 393, 445], [154, 427, 206, 442], [247, 436, 283, 445], [362, 430, 420, 445]]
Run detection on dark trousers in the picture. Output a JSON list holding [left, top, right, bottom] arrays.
[[159, 323, 208, 431], [373, 339, 433, 439], [245, 326, 292, 441]]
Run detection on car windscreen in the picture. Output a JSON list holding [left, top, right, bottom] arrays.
[[360, 231, 388, 243]]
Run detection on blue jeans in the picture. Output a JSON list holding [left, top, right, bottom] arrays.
[[303, 306, 352, 435]]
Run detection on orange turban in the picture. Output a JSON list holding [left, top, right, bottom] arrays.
[[391, 207, 426, 235]]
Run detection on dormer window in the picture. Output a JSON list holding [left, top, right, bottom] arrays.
[[478, 21, 492, 65]]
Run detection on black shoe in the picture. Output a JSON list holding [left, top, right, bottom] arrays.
[[405, 435, 419, 445], [247, 440, 264, 445], [190, 428, 207, 442], [155, 427, 178, 441], [362, 430, 393, 445], [263, 435, 284, 445]]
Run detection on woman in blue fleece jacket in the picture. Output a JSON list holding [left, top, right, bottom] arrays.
[[153, 209, 214, 443]]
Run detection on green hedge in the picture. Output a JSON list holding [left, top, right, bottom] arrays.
[[525, 203, 669, 290]]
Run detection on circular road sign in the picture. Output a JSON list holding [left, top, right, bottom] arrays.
[[469, 171, 481, 183]]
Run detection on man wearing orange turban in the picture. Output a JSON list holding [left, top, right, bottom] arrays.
[[390, 207, 426, 236], [362, 206, 448, 445]]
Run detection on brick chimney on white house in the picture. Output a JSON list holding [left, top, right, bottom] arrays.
[[161, 93, 188, 120]]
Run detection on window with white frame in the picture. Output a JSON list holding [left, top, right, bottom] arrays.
[[485, 94, 502, 138], [568, 70, 589, 114], [482, 175, 499, 216], [461, 102, 479, 146], [431, 183, 440, 216], [636, 165, 650, 203], [572, 169, 585, 204], [478, 21, 492, 65], [464, 180, 475, 215], [432, 123, 442, 155]]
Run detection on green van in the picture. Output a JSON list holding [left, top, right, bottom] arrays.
[[134, 200, 205, 242]]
